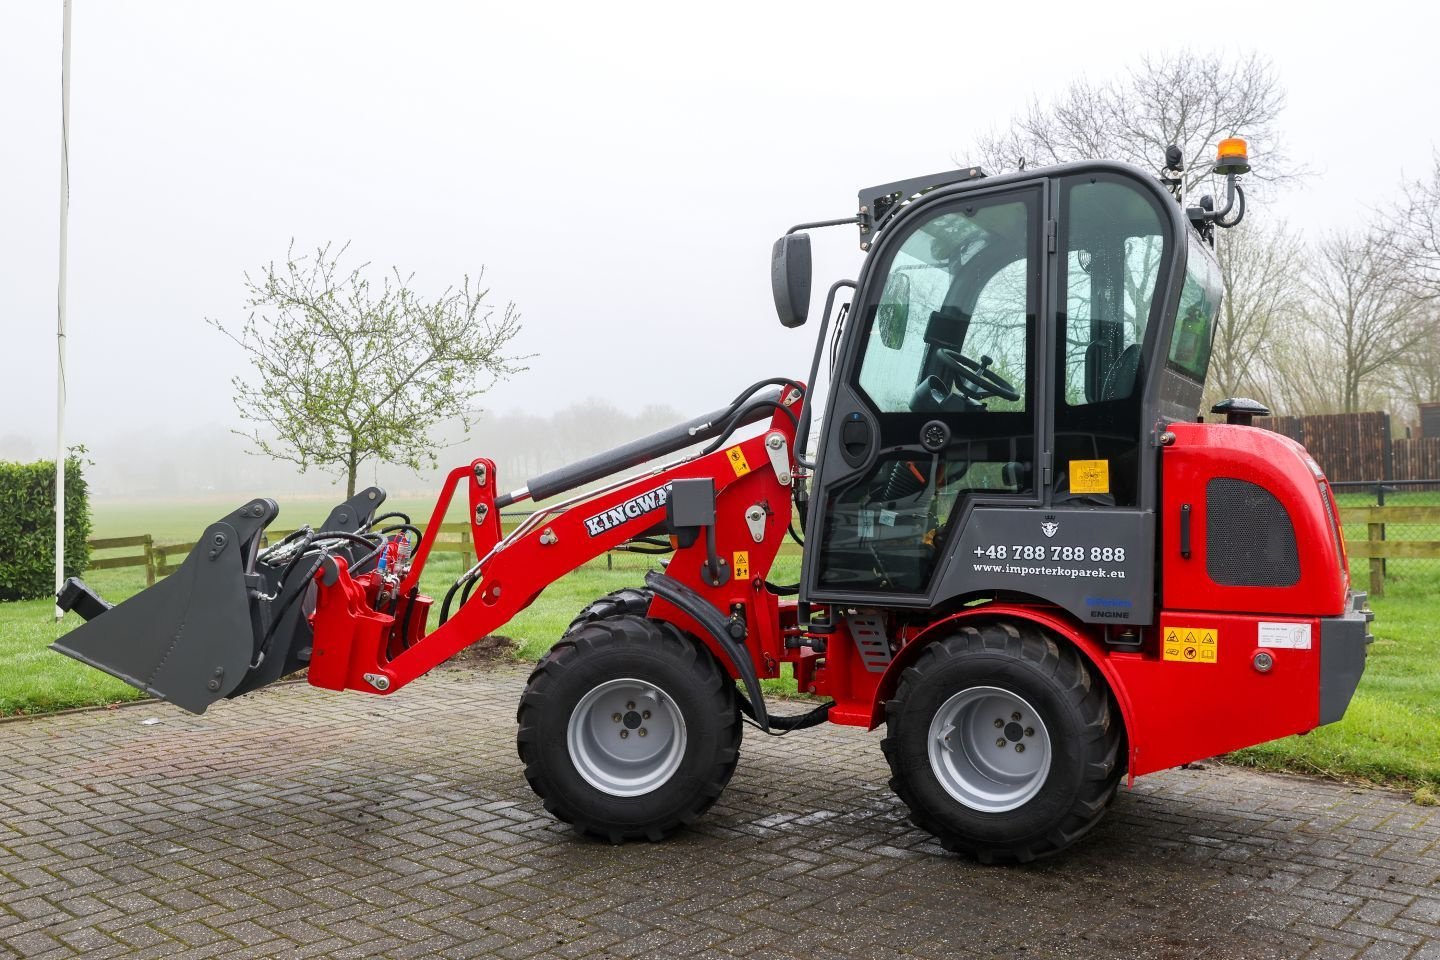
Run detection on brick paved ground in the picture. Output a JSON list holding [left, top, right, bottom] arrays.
[[1, 665, 1436, 960]]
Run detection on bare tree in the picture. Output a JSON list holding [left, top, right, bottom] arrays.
[[1258, 317, 1343, 416], [1391, 150, 1440, 299], [1385, 306, 1440, 420], [970, 50, 1300, 193], [1300, 230, 1423, 414], [1204, 218, 1304, 408], [212, 242, 527, 497]]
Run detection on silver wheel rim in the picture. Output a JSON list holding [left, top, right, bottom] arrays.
[[567, 678, 687, 797], [927, 685, 1052, 813]]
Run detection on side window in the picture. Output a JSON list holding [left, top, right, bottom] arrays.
[[1169, 237, 1222, 380], [857, 240, 952, 412], [1054, 176, 1169, 508], [1060, 181, 1165, 406]]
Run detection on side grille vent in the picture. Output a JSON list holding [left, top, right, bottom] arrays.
[[1205, 478, 1300, 586]]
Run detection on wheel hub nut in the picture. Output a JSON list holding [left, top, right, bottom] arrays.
[[996, 738, 1007, 748], [612, 713, 622, 723], [620, 730, 629, 739], [638, 728, 647, 737], [1015, 743, 1025, 753], [993, 718, 1004, 728]]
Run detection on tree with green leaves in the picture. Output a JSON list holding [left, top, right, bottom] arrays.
[[212, 243, 527, 497]]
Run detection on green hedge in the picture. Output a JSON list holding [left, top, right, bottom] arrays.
[[0, 458, 91, 602]]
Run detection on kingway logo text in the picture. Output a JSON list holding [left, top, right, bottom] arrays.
[[583, 486, 670, 537]]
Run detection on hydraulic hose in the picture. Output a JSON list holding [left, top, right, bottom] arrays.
[[699, 397, 798, 457]]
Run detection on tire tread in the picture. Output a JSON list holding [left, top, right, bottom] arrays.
[[517, 589, 739, 844], [881, 618, 1123, 863]]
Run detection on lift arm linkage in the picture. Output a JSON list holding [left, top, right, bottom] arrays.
[[309, 401, 802, 697]]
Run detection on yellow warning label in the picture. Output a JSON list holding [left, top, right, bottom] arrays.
[[726, 446, 751, 477], [1163, 626, 1219, 664], [1070, 459, 1110, 494], [733, 551, 750, 579]]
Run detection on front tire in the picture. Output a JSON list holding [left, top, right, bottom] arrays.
[[517, 614, 741, 842], [882, 619, 1122, 863]]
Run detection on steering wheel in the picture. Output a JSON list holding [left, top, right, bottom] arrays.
[[934, 349, 1020, 402]]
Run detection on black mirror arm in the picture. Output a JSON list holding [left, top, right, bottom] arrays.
[[786, 215, 864, 236]]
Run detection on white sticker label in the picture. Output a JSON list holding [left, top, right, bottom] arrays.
[[858, 510, 876, 540], [1258, 622, 1312, 649]]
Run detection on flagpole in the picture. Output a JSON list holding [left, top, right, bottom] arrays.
[[55, 0, 72, 620]]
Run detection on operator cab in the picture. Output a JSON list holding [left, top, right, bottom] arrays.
[[792, 160, 1223, 626]]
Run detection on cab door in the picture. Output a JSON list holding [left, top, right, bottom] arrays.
[[802, 183, 1046, 606]]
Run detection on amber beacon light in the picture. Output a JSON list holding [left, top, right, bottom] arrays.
[[1213, 136, 1250, 176]]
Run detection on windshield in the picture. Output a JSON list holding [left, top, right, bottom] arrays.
[[1168, 234, 1223, 381], [857, 199, 1031, 414]]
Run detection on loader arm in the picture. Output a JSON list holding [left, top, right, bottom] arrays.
[[314, 400, 801, 697], [54, 382, 803, 713]]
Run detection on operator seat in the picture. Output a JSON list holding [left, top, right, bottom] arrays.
[[1100, 344, 1141, 401], [1083, 341, 1142, 403]]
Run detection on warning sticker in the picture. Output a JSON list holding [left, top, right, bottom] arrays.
[[1069, 459, 1110, 494], [1258, 622, 1312, 649], [733, 551, 750, 579], [1163, 625, 1219, 664], [726, 446, 751, 477]]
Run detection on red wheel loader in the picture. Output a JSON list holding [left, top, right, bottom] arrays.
[[55, 140, 1373, 861]]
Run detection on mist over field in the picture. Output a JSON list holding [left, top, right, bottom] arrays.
[[0, 401, 690, 501]]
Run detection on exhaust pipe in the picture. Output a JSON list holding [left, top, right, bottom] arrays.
[[52, 488, 387, 714]]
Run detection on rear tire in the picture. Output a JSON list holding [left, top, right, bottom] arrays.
[[882, 619, 1122, 863], [565, 587, 652, 634], [517, 613, 740, 843]]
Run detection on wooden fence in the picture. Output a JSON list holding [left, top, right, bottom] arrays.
[[1255, 411, 1440, 487], [1255, 412, 1390, 482], [87, 522, 487, 584], [1392, 437, 1440, 484], [84, 535, 156, 586], [1339, 504, 1440, 596]]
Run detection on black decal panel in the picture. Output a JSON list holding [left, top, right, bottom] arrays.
[[939, 508, 1154, 624]]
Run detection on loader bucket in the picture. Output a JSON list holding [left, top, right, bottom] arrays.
[[51, 488, 388, 714], [52, 498, 279, 714]]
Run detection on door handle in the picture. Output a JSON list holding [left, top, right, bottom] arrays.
[[1180, 503, 1192, 559], [840, 417, 872, 467]]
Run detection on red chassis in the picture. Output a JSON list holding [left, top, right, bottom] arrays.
[[302, 394, 1365, 782]]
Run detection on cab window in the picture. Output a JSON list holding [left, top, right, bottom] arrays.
[[857, 200, 1032, 415], [1169, 235, 1222, 380], [817, 191, 1038, 593], [1054, 176, 1170, 507]]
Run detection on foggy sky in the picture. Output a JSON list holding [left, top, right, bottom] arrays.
[[4, 0, 1438, 494]]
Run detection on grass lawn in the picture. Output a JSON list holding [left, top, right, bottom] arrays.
[[2, 498, 1435, 799]]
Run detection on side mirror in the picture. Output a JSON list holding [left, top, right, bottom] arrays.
[[877, 273, 910, 349], [770, 233, 812, 328]]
